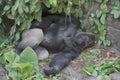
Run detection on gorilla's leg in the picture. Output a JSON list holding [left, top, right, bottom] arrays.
[[16, 28, 43, 54], [44, 49, 81, 75], [16, 38, 41, 54]]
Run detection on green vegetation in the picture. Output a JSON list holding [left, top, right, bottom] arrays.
[[80, 49, 120, 80], [4, 47, 46, 80], [84, 60, 120, 80], [0, 0, 120, 80]]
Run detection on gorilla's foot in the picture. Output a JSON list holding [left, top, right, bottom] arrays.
[[44, 65, 61, 76], [34, 46, 49, 60]]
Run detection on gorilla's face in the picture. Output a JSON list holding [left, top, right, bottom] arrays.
[[73, 33, 95, 49]]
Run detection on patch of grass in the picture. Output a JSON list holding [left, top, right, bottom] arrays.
[[78, 49, 104, 68], [78, 48, 120, 80]]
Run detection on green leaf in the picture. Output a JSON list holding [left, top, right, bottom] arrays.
[[43, 0, 51, 8], [10, 25, 16, 36], [100, 14, 106, 24], [18, 4, 23, 14], [104, 75, 111, 80], [13, 0, 19, 11], [23, 6, 29, 13], [90, 49, 100, 55], [103, 40, 110, 46], [3, 5, 11, 11], [100, 4, 108, 13], [0, 0, 2, 4], [49, 0, 57, 6], [4, 51, 17, 63], [0, 18, 1, 24], [19, 47, 39, 71], [15, 32, 20, 41], [5, 64, 21, 80], [20, 20, 31, 30], [71, 0, 78, 5], [12, 63, 33, 77], [85, 1, 90, 10], [25, 0, 29, 3], [19, 47, 38, 64], [95, 0, 102, 3], [89, 17, 94, 25], [0, 55, 6, 65], [35, 12, 42, 22], [96, 10, 102, 18], [97, 75, 104, 80], [111, 9, 120, 18], [84, 66, 96, 75], [92, 70, 98, 77], [6, 14, 14, 19], [11, 7, 16, 16], [90, 26, 98, 34], [94, 19, 100, 26], [100, 36, 105, 41], [115, 63, 120, 71]]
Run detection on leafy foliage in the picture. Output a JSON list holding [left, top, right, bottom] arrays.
[[111, 0, 120, 18], [79, 49, 120, 80], [4, 47, 46, 80], [0, 0, 120, 46], [84, 60, 120, 80]]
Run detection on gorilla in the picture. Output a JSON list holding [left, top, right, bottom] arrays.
[[16, 15, 95, 75]]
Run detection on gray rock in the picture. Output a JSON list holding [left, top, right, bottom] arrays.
[[106, 14, 120, 55], [110, 72, 120, 80], [0, 65, 7, 80], [59, 66, 86, 80], [83, 76, 96, 80]]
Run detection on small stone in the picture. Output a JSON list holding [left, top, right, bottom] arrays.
[[110, 72, 120, 80], [0, 65, 7, 79], [83, 76, 96, 80]]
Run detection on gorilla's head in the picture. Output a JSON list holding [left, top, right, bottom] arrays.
[[73, 32, 95, 49]]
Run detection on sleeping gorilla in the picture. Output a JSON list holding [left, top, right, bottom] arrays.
[[16, 15, 95, 75]]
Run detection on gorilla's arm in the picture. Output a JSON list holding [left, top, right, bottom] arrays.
[[44, 48, 81, 75]]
